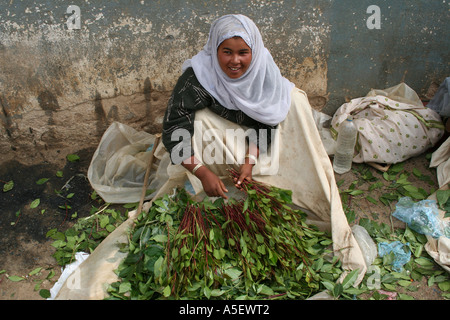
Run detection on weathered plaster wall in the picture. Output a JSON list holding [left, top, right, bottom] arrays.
[[0, 0, 448, 165], [0, 0, 331, 165], [324, 0, 450, 113]]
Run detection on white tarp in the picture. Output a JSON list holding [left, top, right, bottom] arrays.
[[55, 88, 368, 299], [426, 137, 450, 273]]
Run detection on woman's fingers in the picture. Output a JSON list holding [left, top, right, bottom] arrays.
[[217, 180, 229, 199], [235, 163, 253, 187], [206, 181, 228, 199], [198, 167, 228, 199]]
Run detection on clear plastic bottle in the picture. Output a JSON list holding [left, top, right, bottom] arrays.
[[333, 116, 357, 174]]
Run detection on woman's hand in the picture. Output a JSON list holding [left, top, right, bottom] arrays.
[[234, 163, 254, 188], [195, 166, 229, 199], [235, 144, 258, 188], [182, 156, 228, 199]]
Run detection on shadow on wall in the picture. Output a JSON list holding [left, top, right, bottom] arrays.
[[0, 76, 170, 166]]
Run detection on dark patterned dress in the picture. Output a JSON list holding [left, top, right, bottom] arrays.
[[162, 67, 276, 164]]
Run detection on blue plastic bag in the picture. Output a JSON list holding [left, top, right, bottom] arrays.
[[392, 197, 445, 238], [378, 241, 411, 272]]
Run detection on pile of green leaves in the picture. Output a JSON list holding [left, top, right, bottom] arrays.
[[46, 163, 449, 300], [339, 162, 436, 212], [107, 171, 350, 300], [47, 204, 128, 266], [335, 162, 450, 299]]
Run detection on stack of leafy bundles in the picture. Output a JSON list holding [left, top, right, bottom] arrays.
[[107, 169, 350, 300]]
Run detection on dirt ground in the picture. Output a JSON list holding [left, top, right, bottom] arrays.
[[0, 140, 448, 300], [0, 147, 99, 299]]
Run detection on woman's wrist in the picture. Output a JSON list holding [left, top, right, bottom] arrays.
[[191, 163, 204, 174], [180, 156, 211, 180], [194, 165, 209, 181], [181, 156, 200, 171], [245, 153, 257, 165]]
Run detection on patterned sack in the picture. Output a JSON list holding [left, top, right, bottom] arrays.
[[331, 94, 444, 164]]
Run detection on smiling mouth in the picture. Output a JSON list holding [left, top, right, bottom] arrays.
[[229, 67, 240, 71]]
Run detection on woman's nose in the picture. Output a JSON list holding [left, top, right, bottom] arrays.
[[230, 54, 240, 64]]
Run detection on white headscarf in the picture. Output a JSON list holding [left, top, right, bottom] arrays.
[[182, 14, 294, 126]]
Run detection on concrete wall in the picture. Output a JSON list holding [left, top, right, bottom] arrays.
[[0, 0, 448, 165], [325, 0, 449, 113]]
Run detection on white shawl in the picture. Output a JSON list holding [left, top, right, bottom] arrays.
[[182, 14, 294, 126]]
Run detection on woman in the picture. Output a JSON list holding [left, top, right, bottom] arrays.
[[162, 14, 294, 199], [157, 14, 366, 284]]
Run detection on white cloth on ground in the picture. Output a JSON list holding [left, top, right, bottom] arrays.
[[54, 87, 366, 299], [426, 137, 450, 273]]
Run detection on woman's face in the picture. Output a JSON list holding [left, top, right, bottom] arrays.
[[217, 37, 252, 79]]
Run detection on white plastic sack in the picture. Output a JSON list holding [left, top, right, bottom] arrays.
[[366, 82, 424, 107], [331, 83, 444, 164], [87, 122, 169, 204]]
